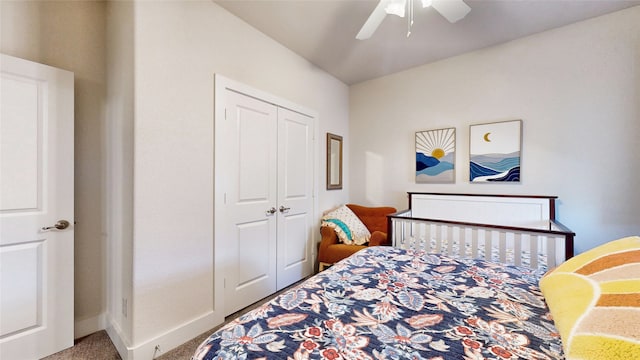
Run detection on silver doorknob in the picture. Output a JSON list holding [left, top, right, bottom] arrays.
[[266, 207, 277, 216], [42, 220, 70, 231], [279, 206, 291, 213]]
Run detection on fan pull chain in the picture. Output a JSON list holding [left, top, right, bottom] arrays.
[[407, 0, 414, 37]]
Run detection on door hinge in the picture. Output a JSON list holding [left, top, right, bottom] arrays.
[[225, 108, 227, 120]]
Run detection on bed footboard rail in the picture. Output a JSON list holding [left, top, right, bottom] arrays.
[[389, 210, 575, 270]]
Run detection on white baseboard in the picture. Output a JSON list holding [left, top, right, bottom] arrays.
[[75, 313, 107, 339], [105, 316, 132, 360], [106, 310, 222, 360]]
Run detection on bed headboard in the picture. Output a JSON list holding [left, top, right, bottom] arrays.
[[408, 192, 557, 229]]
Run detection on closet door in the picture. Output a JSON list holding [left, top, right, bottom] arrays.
[[221, 90, 278, 315], [276, 108, 314, 290]]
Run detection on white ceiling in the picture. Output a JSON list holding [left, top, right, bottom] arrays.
[[215, 0, 640, 85]]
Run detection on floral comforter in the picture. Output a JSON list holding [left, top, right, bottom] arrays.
[[193, 246, 563, 360]]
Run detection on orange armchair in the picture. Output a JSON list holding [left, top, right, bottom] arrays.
[[318, 204, 397, 271]]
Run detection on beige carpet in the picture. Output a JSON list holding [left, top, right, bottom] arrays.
[[43, 307, 263, 360], [43, 327, 226, 360], [43, 278, 307, 359], [42, 331, 121, 360]]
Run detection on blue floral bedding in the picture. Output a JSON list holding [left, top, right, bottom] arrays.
[[193, 246, 563, 360]]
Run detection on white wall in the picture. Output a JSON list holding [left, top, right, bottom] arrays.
[[0, 1, 108, 338], [105, 0, 135, 348], [126, 0, 349, 355], [350, 6, 640, 254]]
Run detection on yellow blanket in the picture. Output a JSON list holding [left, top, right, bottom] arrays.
[[540, 236, 640, 359]]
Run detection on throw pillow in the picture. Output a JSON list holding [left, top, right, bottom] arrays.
[[539, 236, 640, 360], [321, 205, 371, 245]]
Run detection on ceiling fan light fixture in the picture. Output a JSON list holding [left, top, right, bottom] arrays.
[[357, 0, 470, 40], [385, 0, 406, 18]]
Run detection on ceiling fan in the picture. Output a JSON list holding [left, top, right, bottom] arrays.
[[356, 0, 471, 40]]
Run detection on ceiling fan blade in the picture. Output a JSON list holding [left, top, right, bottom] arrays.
[[431, 0, 470, 23], [356, 0, 391, 40]]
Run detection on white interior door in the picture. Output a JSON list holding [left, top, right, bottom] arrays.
[[0, 54, 74, 359], [221, 89, 278, 316], [276, 108, 313, 290]]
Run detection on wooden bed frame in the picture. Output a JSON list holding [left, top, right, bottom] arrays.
[[388, 193, 575, 270]]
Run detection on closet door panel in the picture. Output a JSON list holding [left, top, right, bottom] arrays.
[[276, 108, 313, 289], [234, 220, 273, 295], [279, 213, 309, 273], [237, 110, 272, 202]]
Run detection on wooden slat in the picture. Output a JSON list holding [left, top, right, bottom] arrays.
[[446, 226, 453, 256], [484, 230, 492, 262], [514, 233, 522, 267], [547, 236, 556, 268], [471, 228, 478, 259], [499, 231, 506, 264]]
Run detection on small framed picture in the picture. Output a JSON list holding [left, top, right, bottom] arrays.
[[415, 127, 455, 183], [469, 119, 522, 183]]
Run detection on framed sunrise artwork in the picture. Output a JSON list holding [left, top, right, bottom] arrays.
[[469, 120, 522, 183], [415, 127, 455, 183]]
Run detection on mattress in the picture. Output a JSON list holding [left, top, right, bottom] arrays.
[[193, 246, 563, 359]]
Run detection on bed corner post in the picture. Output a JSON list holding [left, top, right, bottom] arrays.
[[566, 233, 575, 259], [386, 214, 393, 246]]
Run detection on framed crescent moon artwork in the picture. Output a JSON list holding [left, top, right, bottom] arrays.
[[415, 127, 456, 183], [469, 120, 522, 183]]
